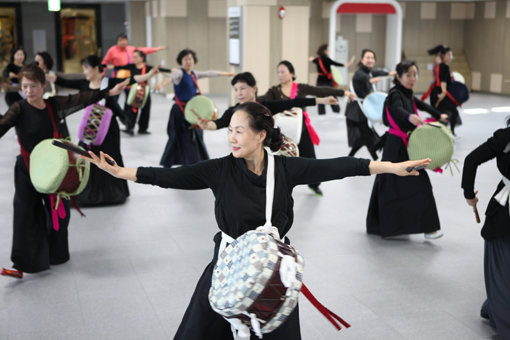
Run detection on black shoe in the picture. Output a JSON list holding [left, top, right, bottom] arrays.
[[121, 129, 134, 136], [309, 186, 323, 196], [138, 130, 151, 135]]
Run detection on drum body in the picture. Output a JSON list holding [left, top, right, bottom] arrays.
[[275, 135, 299, 157], [30, 139, 90, 196], [127, 83, 150, 109], [407, 123, 454, 170], [78, 104, 113, 146], [452, 71, 465, 84], [362, 92, 387, 123], [209, 230, 304, 335], [330, 65, 343, 85], [448, 81, 469, 105], [184, 95, 218, 125], [273, 107, 303, 144]]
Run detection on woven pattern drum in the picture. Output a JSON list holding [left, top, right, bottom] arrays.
[[127, 83, 150, 109], [407, 123, 454, 170], [209, 230, 304, 335], [362, 92, 387, 122], [78, 104, 113, 146], [184, 95, 218, 125], [29, 139, 90, 196], [275, 135, 299, 157]]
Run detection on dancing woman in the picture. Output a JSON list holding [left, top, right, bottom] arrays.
[[427, 45, 461, 136], [309, 43, 354, 115], [345, 49, 395, 160], [2, 47, 26, 107], [157, 48, 233, 167], [0, 63, 127, 279], [85, 101, 430, 339], [462, 123, 510, 339], [115, 49, 171, 135], [366, 60, 448, 239], [48, 55, 158, 206], [257, 60, 354, 196]]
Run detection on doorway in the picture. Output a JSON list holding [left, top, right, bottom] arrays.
[[56, 6, 101, 73], [0, 5, 22, 76]]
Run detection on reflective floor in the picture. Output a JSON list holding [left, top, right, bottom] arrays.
[[1, 91, 508, 339]]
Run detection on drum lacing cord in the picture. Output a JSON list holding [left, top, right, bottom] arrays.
[[443, 158, 460, 175]]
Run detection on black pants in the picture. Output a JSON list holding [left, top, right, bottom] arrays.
[[124, 94, 151, 132], [316, 79, 340, 115], [11, 156, 71, 273]]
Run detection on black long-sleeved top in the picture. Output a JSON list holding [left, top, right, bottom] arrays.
[[137, 154, 370, 238], [2, 63, 22, 84], [352, 64, 389, 99], [257, 83, 345, 102], [215, 98, 316, 130], [462, 127, 510, 239], [55, 76, 135, 117], [383, 83, 442, 132], [312, 56, 343, 83], [437, 63, 452, 85], [0, 90, 109, 153]]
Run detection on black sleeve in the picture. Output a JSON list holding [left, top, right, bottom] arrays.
[[296, 84, 345, 97], [327, 57, 344, 67], [438, 64, 450, 83], [114, 64, 132, 70], [215, 106, 236, 130], [159, 67, 172, 73], [414, 97, 441, 120], [462, 128, 510, 199], [55, 77, 87, 90], [0, 101, 21, 138], [283, 156, 371, 188], [52, 89, 110, 117], [352, 72, 371, 98], [371, 69, 389, 77], [2, 64, 11, 78], [256, 87, 279, 102], [135, 158, 223, 190], [262, 98, 316, 113], [108, 76, 137, 88], [387, 92, 411, 125]]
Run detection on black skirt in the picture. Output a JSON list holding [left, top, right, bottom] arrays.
[[366, 134, 440, 237], [174, 233, 302, 340], [483, 234, 510, 338], [160, 104, 209, 167], [76, 118, 130, 206], [11, 156, 71, 273], [345, 102, 380, 148]]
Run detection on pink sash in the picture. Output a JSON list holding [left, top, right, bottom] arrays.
[[291, 83, 320, 145]]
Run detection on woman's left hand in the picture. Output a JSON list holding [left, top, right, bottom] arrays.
[[345, 91, 356, 102], [108, 78, 129, 97], [317, 96, 338, 105], [392, 158, 431, 176], [439, 113, 449, 123]]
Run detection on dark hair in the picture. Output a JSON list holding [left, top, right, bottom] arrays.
[[359, 49, 376, 66], [277, 60, 296, 81], [231, 72, 256, 87], [20, 62, 46, 84], [176, 49, 198, 65], [316, 43, 328, 56], [35, 51, 54, 71], [427, 44, 451, 56], [233, 102, 283, 152], [134, 49, 146, 62], [81, 55, 103, 72], [393, 60, 419, 85], [117, 33, 128, 41], [10, 47, 27, 64]]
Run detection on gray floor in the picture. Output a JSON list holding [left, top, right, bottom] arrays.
[[1, 90, 509, 340]]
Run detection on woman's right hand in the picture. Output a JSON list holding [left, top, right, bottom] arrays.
[[46, 73, 57, 83], [466, 191, 479, 208], [197, 117, 216, 130], [85, 151, 120, 177], [408, 114, 426, 126]]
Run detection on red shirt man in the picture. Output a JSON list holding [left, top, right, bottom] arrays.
[[102, 33, 165, 68]]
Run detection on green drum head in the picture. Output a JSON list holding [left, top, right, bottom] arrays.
[[331, 65, 343, 85], [408, 123, 454, 170], [127, 85, 138, 105], [184, 95, 216, 125], [30, 139, 70, 194]]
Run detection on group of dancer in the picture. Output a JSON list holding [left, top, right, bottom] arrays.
[[1, 38, 509, 339]]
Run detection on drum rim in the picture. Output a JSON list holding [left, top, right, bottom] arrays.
[[184, 95, 216, 125]]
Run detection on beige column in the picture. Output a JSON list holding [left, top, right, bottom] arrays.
[[281, 5, 310, 84]]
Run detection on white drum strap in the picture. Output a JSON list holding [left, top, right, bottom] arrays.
[[98, 77, 109, 106], [494, 176, 510, 214]]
